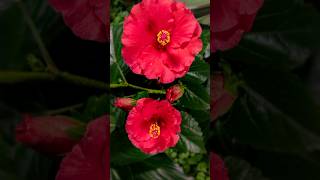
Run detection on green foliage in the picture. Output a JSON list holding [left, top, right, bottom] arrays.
[[212, 0, 320, 179], [109, 2, 211, 178], [176, 112, 206, 153]]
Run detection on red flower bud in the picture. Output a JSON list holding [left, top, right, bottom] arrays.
[[211, 73, 237, 121], [15, 115, 84, 155], [166, 84, 184, 103], [114, 97, 136, 111]]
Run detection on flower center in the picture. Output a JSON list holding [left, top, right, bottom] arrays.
[[157, 30, 170, 46], [149, 122, 160, 138]]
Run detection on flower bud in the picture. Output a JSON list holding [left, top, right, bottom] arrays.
[[166, 84, 184, 103], [114, 97, 136, 111], [211, 73, 237, 121], [15, 115, 84, 155]]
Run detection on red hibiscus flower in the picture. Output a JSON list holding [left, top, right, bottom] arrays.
[[210, 152, 229, 180], [211, 0, 264, 52], [211, 73, 237, 121], [49, 0, 109, 42], [122, 0, 203, 83], [15, 115, 83, 155], [56, 115, 109, 180], [125, 98, 181, 154]]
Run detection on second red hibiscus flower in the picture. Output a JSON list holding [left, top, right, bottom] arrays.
[[125, 98, 182, 154]]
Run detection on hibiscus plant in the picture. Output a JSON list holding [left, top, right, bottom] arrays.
[[110, 0, 211, 179], [0, 0, 320, 180]]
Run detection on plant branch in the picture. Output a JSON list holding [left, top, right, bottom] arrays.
[[43, 103, 84, 115], [110, 83, 166, 94], [0, 71, 108, 90], [17, 0, 58, 73], [0, 71, 55, 83], [58, 72, 108, 90], [0, 71, 165, 94]]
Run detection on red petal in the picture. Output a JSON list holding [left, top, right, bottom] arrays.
[[56, 115, 109, 180]]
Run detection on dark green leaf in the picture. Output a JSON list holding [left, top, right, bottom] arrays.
[[114, 154, 192, 180], [111, 23, 129, 84], [225, 67, 320, 153], [73, 95, 108, 122], [176, 112, 206, 153], [179, 81, 209, 110], [225, 4, 320, 69], [225, 157, 269, 180], [184, 57, 209, 83], [110, 130, 152, 166], [133, 91, 149, 100]]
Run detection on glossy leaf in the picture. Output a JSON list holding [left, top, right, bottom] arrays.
[[179, 81, 210, 110], [110, 130, 152, 166], [176, 112, 206, 153], [114, 154, 192, 180], [225, 157, 269, 180], [224, 67, 320, 153]]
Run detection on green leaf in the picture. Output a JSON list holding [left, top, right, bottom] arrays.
[[114, 154, 192, 180], [110, 23, 129, 84], [184, 57, 209, 83], [225, 67, 320, 153], [0, 142, 55, 180], [225, 4, 320, 70], [225, 157, 270, 180], [199, 27, 210, 57], [133, 91, 149, 100], [110, 130, 152, 166], [179, 81, 209, 110], [110, 99, 127, 132], [248, 151, 320, 180], [0, 0, 60, 70], [0, 102, 21, 145], [73, 95, 108, 122], [179, 0, 209, 9], [176, 112, 206, 153]]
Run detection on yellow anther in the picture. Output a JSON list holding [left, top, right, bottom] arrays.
[[157, 30, 170, 46], [149, 122, 160, 138]]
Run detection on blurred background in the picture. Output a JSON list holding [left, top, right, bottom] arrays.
[[210, 0, 320, 179], [0, 0, 108, 179]]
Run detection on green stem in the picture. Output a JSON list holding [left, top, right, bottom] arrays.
[[17, 0, 58, 73], [0, 71, 165, 94], [58, 72, 108, 90], [0, 71, 55, 83], [110, 83, 166, 94], [43, 103, 83, 115]]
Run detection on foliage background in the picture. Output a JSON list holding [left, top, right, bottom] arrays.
[[211, 0, 320, 179], [0, 0, 320, 179], [0, 0, 108, 179]]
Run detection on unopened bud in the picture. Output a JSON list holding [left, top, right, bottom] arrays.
[[166, 84, 184, 103], [114, 97, 136, 111]]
